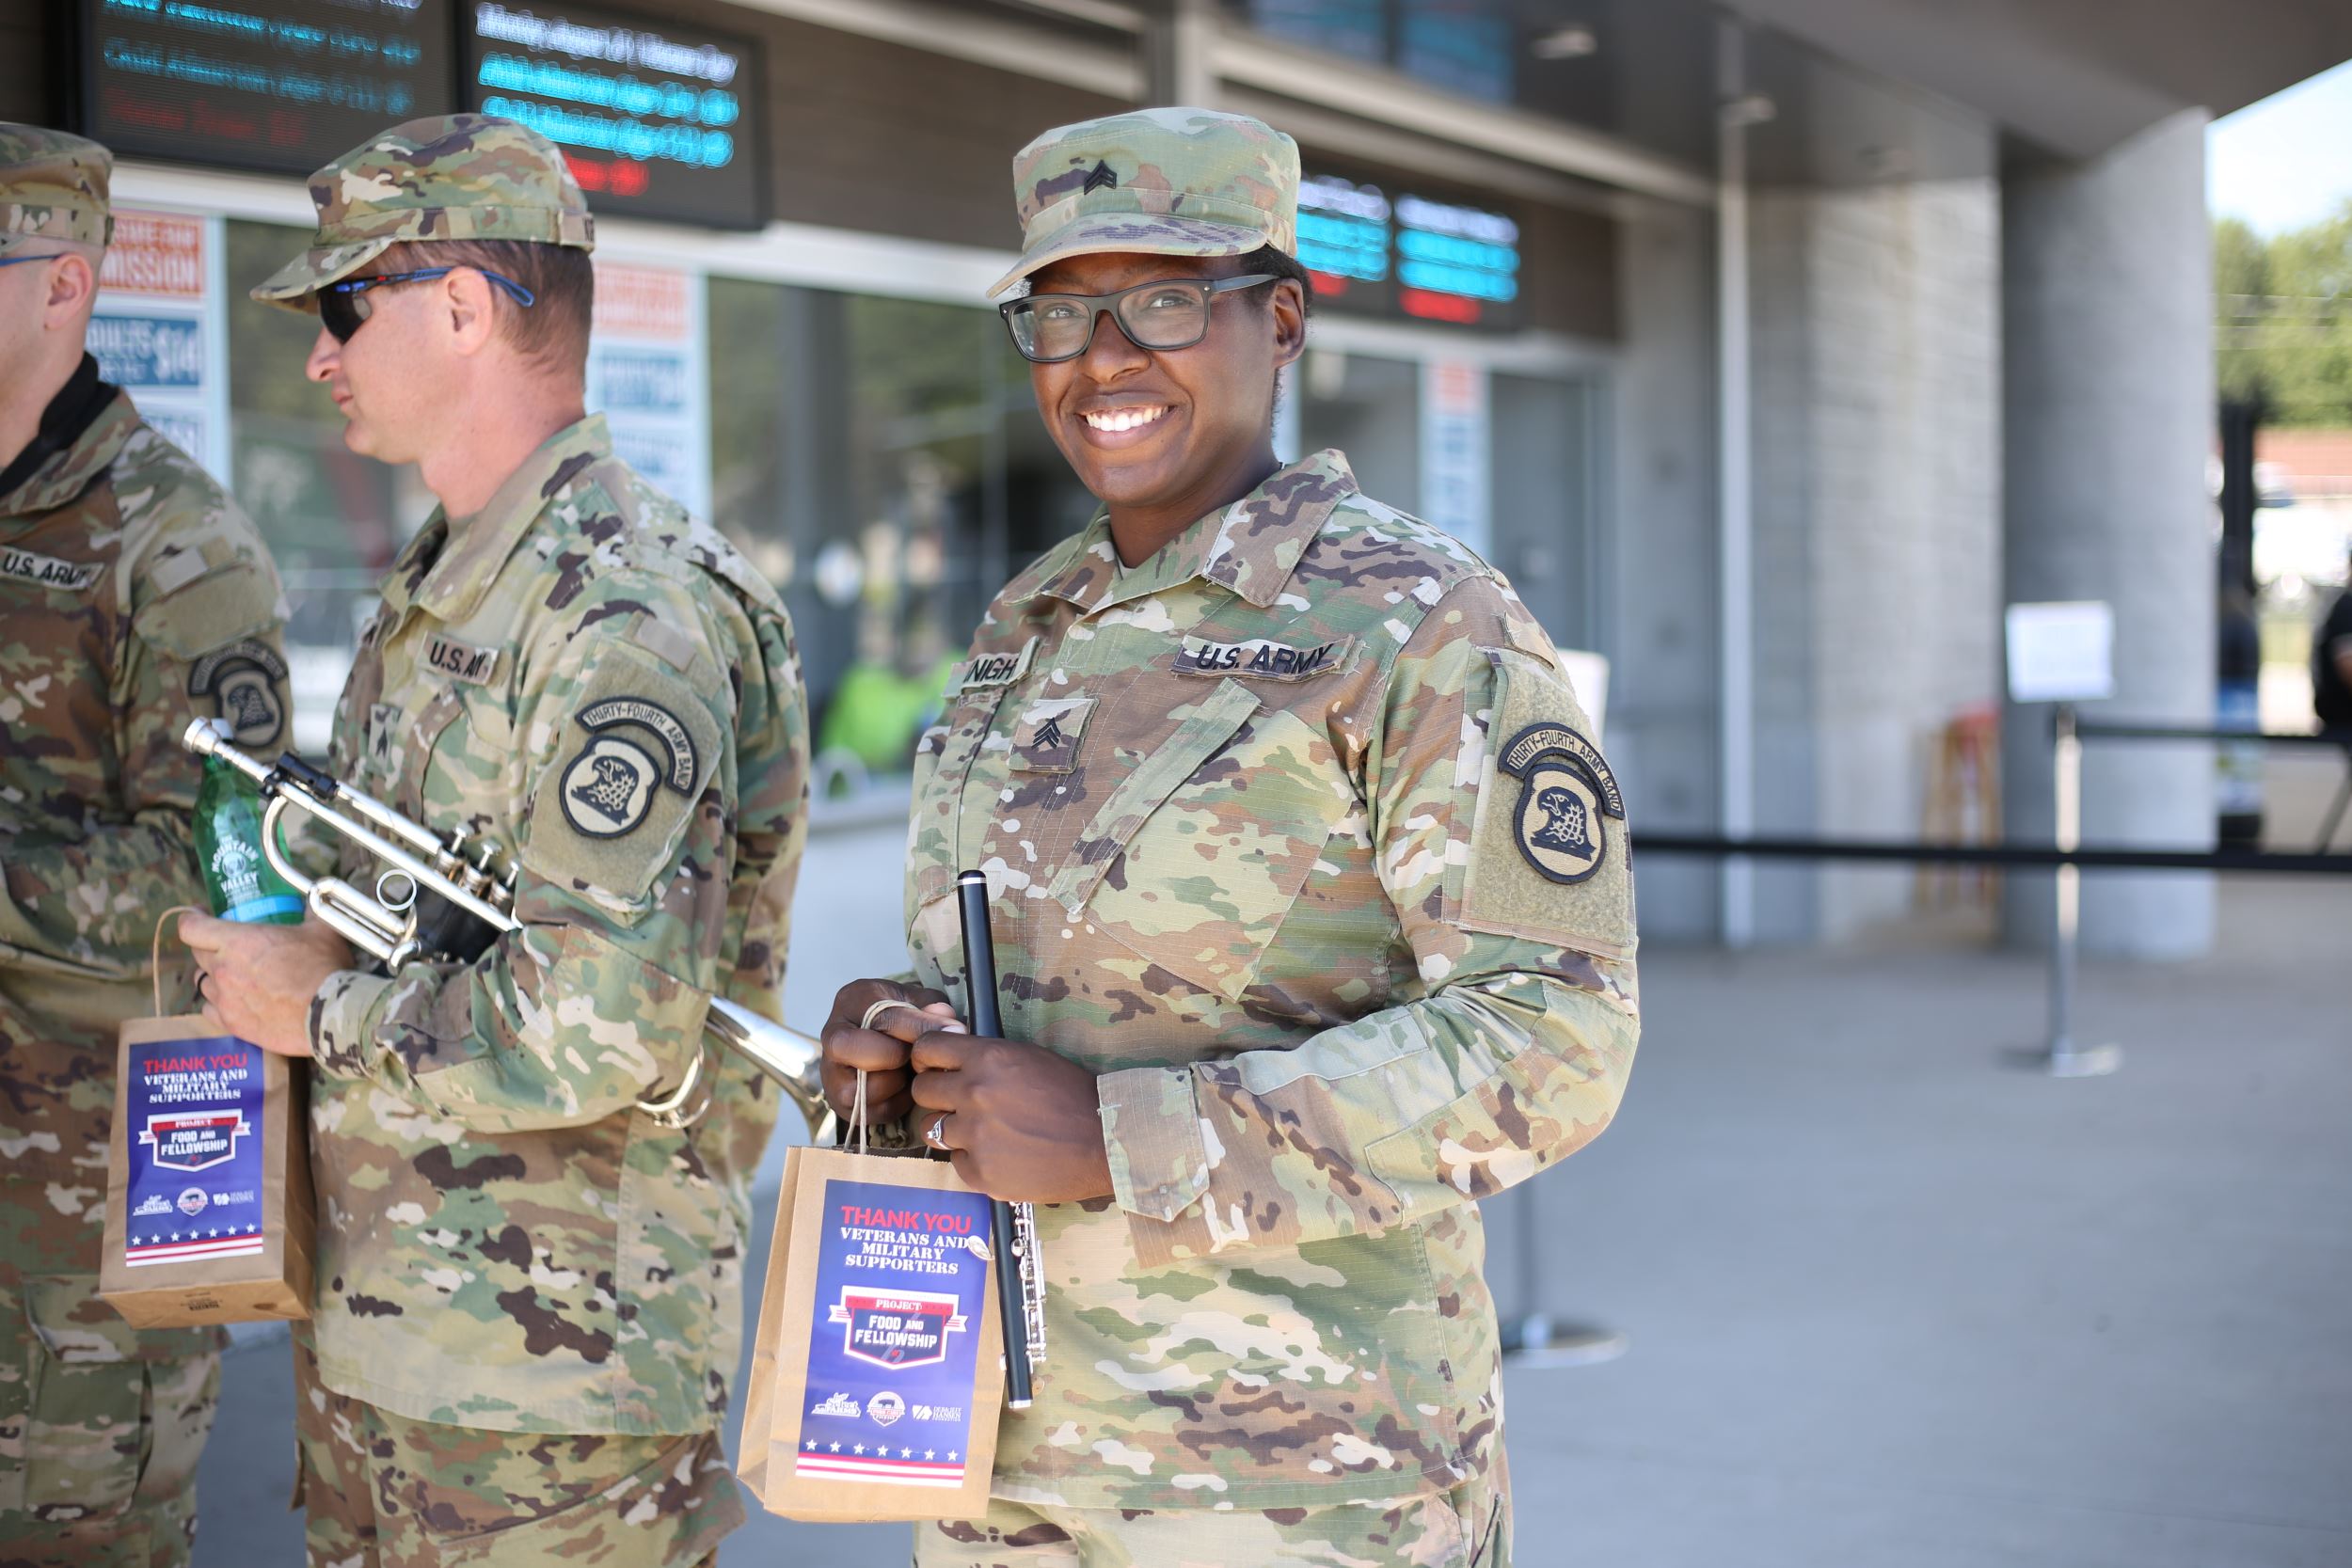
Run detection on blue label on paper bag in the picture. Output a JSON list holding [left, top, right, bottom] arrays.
[[121, 1036, 267, 1268], [794, 1177, 994, 1490]]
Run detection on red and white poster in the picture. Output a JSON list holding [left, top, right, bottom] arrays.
[[586, 261, 712, 521], [91, 209, 230, 483]]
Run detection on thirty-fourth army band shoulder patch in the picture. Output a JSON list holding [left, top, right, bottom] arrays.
[[187, 640, 287, 749], [1498, 721, 1623, 884], [522, 642, 724, 908], [1458, 644, 1636, 959], [559, 698, 702, 839]]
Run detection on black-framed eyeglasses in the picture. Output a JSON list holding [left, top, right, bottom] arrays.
[[318, 266, 536, 343], [0, 252, 67, 270], [998, 274, 1275, 364]]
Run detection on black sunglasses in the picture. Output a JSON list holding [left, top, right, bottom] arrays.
[[998, 273, 1275, 364], [318, 266, 536, 343]]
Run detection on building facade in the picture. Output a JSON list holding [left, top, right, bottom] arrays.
[[8, 0, 2344, 952]]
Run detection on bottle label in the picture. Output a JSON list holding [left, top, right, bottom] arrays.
[[225, 894, 304, 924], [209, 837, 285, 920]]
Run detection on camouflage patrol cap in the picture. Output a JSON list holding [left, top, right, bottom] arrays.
[[250, 113, 593, 311], [990, 106, 1297, 299], [0, 123, 113, 257]]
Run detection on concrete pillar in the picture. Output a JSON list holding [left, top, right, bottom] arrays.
[[2002, 110, 2216, 958], [1142, 0, 1217, 107]]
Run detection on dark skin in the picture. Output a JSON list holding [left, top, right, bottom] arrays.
[[820, 250, 1309, 1203]]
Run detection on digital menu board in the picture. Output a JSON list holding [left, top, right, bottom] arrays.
[[1295, 169, 1521, 331], [462, 1, 764, 230], [79, 0, 455, 177]]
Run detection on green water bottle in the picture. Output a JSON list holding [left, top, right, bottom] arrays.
[[196, 757, 304, 924]]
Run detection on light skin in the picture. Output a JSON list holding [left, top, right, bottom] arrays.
[[820, 249, 1307, 1203], [0, 243, 104, 474], [183, 261, 588, 1054]]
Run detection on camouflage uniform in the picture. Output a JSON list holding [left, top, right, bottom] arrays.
[[0, 125, 292, 1567], [902, 111, 1640, 1565], [249, 117, 809, 1566]]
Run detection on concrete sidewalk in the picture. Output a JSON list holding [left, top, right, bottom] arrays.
[[192, 754, 2352, 1565]]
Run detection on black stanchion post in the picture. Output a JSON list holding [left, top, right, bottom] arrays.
[[1493, 1184, 1627, 1370]]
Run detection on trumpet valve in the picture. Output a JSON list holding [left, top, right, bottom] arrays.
[[458, 841, 502, 898]]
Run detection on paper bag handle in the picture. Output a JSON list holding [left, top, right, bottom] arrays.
[[151, 905, 206, 1018]]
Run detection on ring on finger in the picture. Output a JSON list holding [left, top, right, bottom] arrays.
[[861, 997, 925, 1033], [925, 1114, 949, 1150]]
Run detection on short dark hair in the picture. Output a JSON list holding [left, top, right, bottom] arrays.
[[376, 238, 594, 380], [1239, 244, 1314, 315]]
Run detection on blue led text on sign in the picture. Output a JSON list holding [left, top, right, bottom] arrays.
[[1295, 169, 1520, 329], [464, 1, 764, 229], [79, 0, 454, 178]]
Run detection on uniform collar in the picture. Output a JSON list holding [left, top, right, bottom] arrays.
[[407, 414, 612, 624], [1, 372, 139, 521], [1033, 449, 1359, 615]]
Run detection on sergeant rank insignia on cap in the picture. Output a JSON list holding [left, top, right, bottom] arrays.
[[1082, 159, 1119, 192], [559, 697, 700, 839], [1498, 721, 1623, 884]]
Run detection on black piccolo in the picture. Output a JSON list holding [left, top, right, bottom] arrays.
[[955, 869, 1039, 1411]]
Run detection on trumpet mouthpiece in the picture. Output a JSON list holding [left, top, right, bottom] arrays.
[[183, 717, 234, 756]]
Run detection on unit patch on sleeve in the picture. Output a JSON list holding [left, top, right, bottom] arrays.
[[558, 698, 701, 838], [1171, 635, 1354, 682], [187, 639, 288, 749], [1458, 646, 1635, 958], [522, 640, 727, 907], [1496, 722, 1622, 884]]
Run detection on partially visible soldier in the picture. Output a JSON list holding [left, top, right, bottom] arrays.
[[0, 125, 293, 1566], [181, 115, 809, 1568]]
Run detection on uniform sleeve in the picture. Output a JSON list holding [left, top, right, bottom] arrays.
[[0, 520, 290, 977], [306, 575, 768, 1133], [1094, 580, 1639, 1267]]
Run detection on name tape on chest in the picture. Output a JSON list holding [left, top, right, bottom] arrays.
[[558, 697, 701, 839], [0, 546, 102, 593], [1497, 721, 1624, 885], [946, 637, 1038, 696], [422, 634, 501, 686], [187, 639, 288, 750], [1171, 636, 1353, 682]]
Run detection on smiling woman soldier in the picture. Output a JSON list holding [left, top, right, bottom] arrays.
[[820, 107, 1641, 1568]]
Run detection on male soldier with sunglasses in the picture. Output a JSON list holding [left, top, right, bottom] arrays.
[[181, 115, 809, 1567], [0, 124, 292, 1566]]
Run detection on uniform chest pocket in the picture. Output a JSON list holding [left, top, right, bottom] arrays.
[[410, 685, 521, 843], [908, 684, 1012, 917], [1047, 677, 1353, 1001]]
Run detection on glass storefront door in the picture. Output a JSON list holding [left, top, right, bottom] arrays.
[[1297, 346, 1423, 514], [1294, 337, 1605, 657], [1491, 369, 1603, 654]]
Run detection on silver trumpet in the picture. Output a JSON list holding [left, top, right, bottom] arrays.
[[183, 718, 828, 1132]]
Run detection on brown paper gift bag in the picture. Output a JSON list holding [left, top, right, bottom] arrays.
[[739, 1142, 1006, 1523], [99, 912, 313, 1328]]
